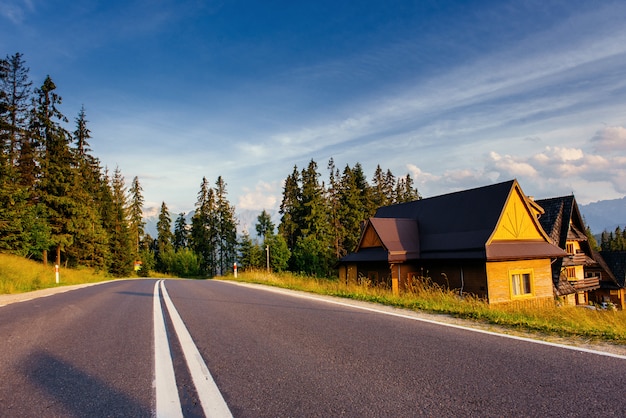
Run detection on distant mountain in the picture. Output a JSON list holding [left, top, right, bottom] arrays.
[[579, 196, 626, 234], [142, 207, 193, 239]]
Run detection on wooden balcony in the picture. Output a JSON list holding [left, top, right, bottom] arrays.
[[562, 252, 590, 266], [571, 276, 601, 292]]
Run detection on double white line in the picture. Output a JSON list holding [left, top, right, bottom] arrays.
[[153, 280, 232, 418]]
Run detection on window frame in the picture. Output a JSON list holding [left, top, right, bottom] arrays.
[[509, 268, 535, 299]]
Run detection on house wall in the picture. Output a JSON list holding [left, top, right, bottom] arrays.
[[589, 288, 626, 310], [486, 258, 554, 304], [403, 261, 488, 298], [356, 263, 392, 287]]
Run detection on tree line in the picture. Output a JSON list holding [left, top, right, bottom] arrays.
[[600, 226, 626, 252], [1, 52, 421, 279], [242, 158, 421, 277], [0, 52, 137, 275]]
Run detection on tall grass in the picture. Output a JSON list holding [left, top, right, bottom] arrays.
[[230, 270, 626, 343], [0, 253, 111, 294]]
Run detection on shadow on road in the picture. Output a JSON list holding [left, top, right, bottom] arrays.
[[22, 351, 151, 417]]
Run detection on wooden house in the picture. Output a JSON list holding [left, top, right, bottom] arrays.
[[534, 196, 620, 307], [338, 180, 567, 305], [594, 251, 626, 310]]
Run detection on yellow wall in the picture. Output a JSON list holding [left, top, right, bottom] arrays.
[[486, 258, 554, 304], [492, 188, 545, 241]]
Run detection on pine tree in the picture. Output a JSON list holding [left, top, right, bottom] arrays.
[[1, 53, 32, 166], [326, 158, 342, 258], [255, 209, 275, 240], [64, 107, 109, 269], [191, 177, 217, 275], [32, 75, 74, 266], [156, 201, 174, 272], [108, 167, 133, 276], [395, 173, 420, 203], [128, 176, 145, 258], [214, 176, 238, 275], [337, 164, 365, 256], [238, 231, 263, 270], [174, 212, 189, 250], [278, 165, 302, 250], [291, 160, 334, 275], [0, 53, 38, 256], [264, 233, 290, 272], [612, 227, 625, 251]]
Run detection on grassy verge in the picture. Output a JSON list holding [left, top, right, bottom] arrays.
[[228, 270, 626, 343], [0, 253, 112, 294]]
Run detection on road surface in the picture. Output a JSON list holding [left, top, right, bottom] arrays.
[[0, 279, 624, 417]]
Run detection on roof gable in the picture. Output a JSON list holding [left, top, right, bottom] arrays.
[[490, 183, 547, 242], [355, 218, 420, 262], [375, 180, 515, 257]]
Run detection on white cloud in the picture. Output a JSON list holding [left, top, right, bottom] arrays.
[[487, 152, 539, 178], [237, 181, 281, 211], [591, 126, 626, 153]]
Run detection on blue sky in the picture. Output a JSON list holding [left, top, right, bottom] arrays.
[[2, 0, 626, 224]]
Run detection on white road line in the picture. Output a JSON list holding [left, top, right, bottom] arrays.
[[160, 280, 233, 418], [153, 280, 183, 418], [224, 281, 626, 361]]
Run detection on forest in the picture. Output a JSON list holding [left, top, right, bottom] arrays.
[[0, 52, 421, 278]]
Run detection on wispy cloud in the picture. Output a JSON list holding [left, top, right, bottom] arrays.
[[591, 126, 626, 153], [0, 0, 34, 24]]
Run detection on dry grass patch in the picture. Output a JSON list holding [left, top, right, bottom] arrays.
[[0, 253, 111, 294]]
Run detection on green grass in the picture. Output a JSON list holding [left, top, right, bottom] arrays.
[[229, 270, 626, 343], [0, 253, 112, 294]]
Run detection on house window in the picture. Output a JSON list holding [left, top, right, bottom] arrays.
[[510, 269, 533, 297], [566, 267, 576, 279], [566, 243, 574, 254]]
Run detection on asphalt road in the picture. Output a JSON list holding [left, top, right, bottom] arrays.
[[0, 279, 624, 417]]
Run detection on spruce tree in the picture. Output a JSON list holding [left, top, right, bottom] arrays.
[[191, 177, 217, 275], [214, 176, 238, 275], [32, 75, 74, 265], [326, 158, 342, 258], [128, 176, 145, 258], [264, 233, 290, 272], [65, 107, 109, 269], [174, 212, 189, 250], [395, 173, 420, 203], [278, 165, 302, 250], [108, 167, 133, 276], [291, 160, 333, 275], [1, 53, 32, 166], [238, 231, 263, 270], [337, 164, 365, 256], [156, 201, 174, 272], [255, 209, 275, 240]]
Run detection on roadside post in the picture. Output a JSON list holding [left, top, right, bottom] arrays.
[[55, 265, 59, 284], [233, 262, 237, 278]]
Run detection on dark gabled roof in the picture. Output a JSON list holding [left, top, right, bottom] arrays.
[[340, 179, 566, 264], [367, 218, 420, 262], [374, 180, 515, 259], [591, 250, 620, 289], [535, 195, 588, 248], [600, 251, 626, 288], [340, 247, 389, 263]]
